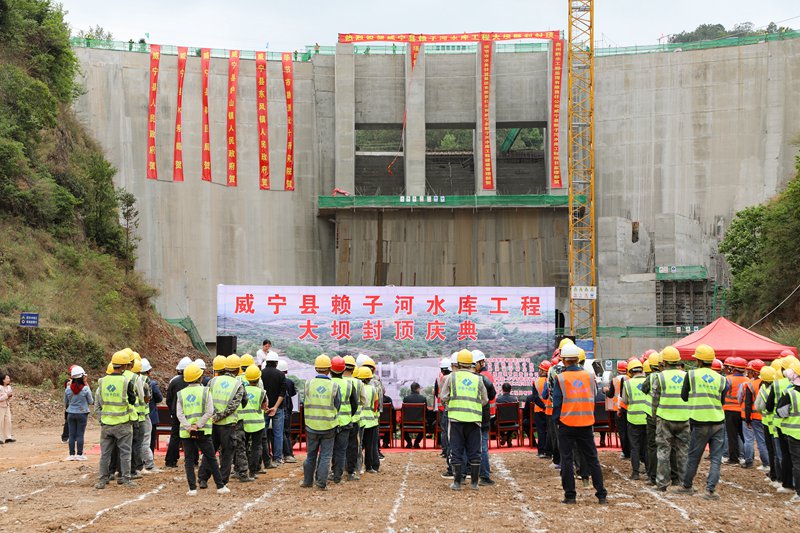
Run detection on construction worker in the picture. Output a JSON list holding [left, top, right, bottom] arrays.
[[723, 357, 748, 465], [546, 341, 571, 470], [755, 366, 779, 482], [212, 355, 226, 377], [641, 352, 661, 485], [440, 352, 459, 480], [740, 359, 767, 469], [261, 350, 286, 468], [677, 344, 727, 500], [239, 364, 266, 479], [165, 356, 194, 468], [199, 354, 247, 488], [301, 355, 341, 489], [766, 357, 786, 486], [433, 357, 451, 457], [176, 362, 229, 495], [330, 356, 358, 483], [439, 349, 488, 491], [533, 360, 551, 457], [766, 354, 799, 493], [551, 343, 607, 504], [129, 354, 151, 477], [342, 355, 363, 480], [361, 357, 383, 461], [230, 359, 253, 483], [472, 349, 496, 485], [651, 346, 689, 491], [605, 360, 630, 460], [622, 359, 648, 480], [774, 359, 800, 503], [136, 358, 160, 474], [94, 350, 137, 489], [359, 365, 381, 473]]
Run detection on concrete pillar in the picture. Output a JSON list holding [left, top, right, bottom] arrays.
[[404, 45, 426, 197], [474, 42, 496, 196], [546, 40, 567, 195], [334, 43, 355, 193]]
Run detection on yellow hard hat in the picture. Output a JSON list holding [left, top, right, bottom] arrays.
[[184, 363, 203, 383], [122, 347, 134, 358], [314, 354, 332, 369], [133, 352, 141, 361], [213, 355, 226, 371], [363, 357, 376, 369], [245, 364, 261, 382], [456, 349, 473, 365], [132, 359, 142, 373], [782, 355, 799, 370], [627, 359, 643, 374], [692, 344, 715, 363], [642, 360, 652, 373], [225, 354, 241, 370], [559, 338, 574, 349], [577, 347, 586, 363], [359, 366, 373, 380], [106, 362, 114, 374], [771, 358, 784, 372], [647, 353, 661, 368], [661, 346, 681, 364], [343, 355, 356, 367], [111, 350, 130, 366], [759, 366, 777, 382], [240, 354, 255, 367]]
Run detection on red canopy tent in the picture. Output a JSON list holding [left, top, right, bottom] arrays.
[[673, 317, 798, 361]]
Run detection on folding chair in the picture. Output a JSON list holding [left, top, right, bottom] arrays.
[[154, 405, 172, 451], [400, 403, 427, 449], [290, 405, 306, 451], [495, 401, 522, 448], [593, 401, 612, 448]]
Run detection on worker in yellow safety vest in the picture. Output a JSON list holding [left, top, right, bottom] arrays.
[[301, 355, 341, 490]]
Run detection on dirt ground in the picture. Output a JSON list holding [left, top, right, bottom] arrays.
[[1, 422, 798, 533]]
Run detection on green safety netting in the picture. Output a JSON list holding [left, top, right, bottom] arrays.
[[318, 194, 573, 209], [165, 317, 210, 357]]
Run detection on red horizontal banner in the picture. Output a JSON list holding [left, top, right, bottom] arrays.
[[339, 31, 559, 43]]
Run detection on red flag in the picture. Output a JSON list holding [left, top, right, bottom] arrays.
[[173, 46, 187, 182], [256, 52, 270, 190], [282, 53, 295, 191], [226, 50, 239, 187], [146, 44, 160, 180], [200, 48, 212, 181]]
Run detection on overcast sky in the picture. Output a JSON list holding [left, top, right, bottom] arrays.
[[61, 0, 799, 52]]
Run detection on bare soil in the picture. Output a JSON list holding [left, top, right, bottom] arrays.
[[0, 424, 798, 532]]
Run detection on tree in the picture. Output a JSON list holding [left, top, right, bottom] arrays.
[[668, 22, 767, 44], [718, 205, 766, 276], [116, 187, 139, 273], [76, 25, 113, 41]]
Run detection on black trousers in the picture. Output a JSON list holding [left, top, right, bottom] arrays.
[[345, 422, 360, 474], [765, 428, 778, 481], [618, 410, 630, 458], [548, 415, 560, 465], [788, 435, 800, 496], [404, 432, 423, 447], [448, 420, 481, 466], [628, 423, 648, 475], [165, 419, 181, 467], [362, 426, 380, 471], [183, 435, 224, 490], [646, 415, 657, 482], [778, 429, 795, 489], [724, 410, 744, 462], [331, 425, 350, 481], [557, 424, 607, 500], [245, 429, 263, 475], [200, 424, 235, 484], [282, 410, 294, 457]]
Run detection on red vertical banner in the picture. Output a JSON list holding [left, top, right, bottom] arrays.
[[550, 39, 564, 188], [256, 52, 270, 190], [480, 40, 494, 190], [226, 50, 239, 187], [200, 48, 212, 181], [146, 44, 160, 180], [173, 46, 187, 182], [410, 43, 421, 70], [282, 53, 295, 191]]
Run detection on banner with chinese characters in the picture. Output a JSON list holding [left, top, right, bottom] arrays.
[[146, 44, 160, 180], [281, 53, 295, 191], [173, 46, 187, 182], [550, 39, 564, 188], [201, 48, 212, 181], [338, 31, 559, 43], [410, 43, 421, 70], [226, 51, 240, 186], [255, 52, 270, 190], [217, 285, 555, 403], [480, 40, 493, 190]]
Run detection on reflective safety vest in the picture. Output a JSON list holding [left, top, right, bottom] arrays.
[[332, 376, 353, 427], [557, 369, 595, 427], [178, 385, 213, 438], [687, 367, 725, 423], [481, 370, 496, 417], [240, 385, 266, 433], [210, 375, 239, 425], [534, 376, 548, 414], [98, 374, 132, 426], [655, 369, 690, 422], [772, 378, 791, 430], [779, 388, 800, 440], [346, 376, 362, 423], [123, 369, 138, 422], [625, 376, 649, 426], [724, 374, 748, 412], [359, 384, 379, 429], [436, 372, 448, 412], [135, 374, 148, 422], [758, 383, 774, 434], [740, 379, 762, 421], [304, 377, 338, 431], [615, 375, 628, 410], [447, 371, 482, 424]]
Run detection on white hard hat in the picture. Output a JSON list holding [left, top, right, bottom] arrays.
[[193, 358, 206, 370], [176, 356, 193, 371], [277, 360, 289, 372], [140, 359, 152, 372], [450, 352, 458, 365], [439, 357, 451, 369], [265, 350, 279, 362], [356, 353, 368, 367], [560, 344, 581, 359], [70, 366, 85, 378], [472, 350, 486, 363]]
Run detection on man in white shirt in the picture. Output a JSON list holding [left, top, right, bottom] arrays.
[[255, 339, 272, 369]]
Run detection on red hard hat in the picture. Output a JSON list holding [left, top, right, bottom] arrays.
[[730, 357, 747, 369], [711, 359, 723, 371], [627, 356, 639, 364], [551, 355, 561, 366], [781, 349, 795, 357], [639, 355, 647, 363], [617, 360, 628, 372], [644, 349, 658, 356], [539, 360, 552, 372], [748, 359, 765, 372], [330, 356, 346, 373]]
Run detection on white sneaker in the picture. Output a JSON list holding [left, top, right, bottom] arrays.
[[146, 467, 162, 473], [77, 455, 88, 461], [186, 489, 198, 496], [757, 465, 768, 472], [140, 469, 152, 475], [217, 486, 230, 494], [65, 455, 76, 461], [777, 487, 794, 493], [772, 481, 783, 489], [789, 494, 800, 503]]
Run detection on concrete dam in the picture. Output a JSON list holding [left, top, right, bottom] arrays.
[[72, 36, 800, 354]]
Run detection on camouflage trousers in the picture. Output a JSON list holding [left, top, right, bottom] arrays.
[[655, 417, 690, 489], [233, 421, 249, 478]]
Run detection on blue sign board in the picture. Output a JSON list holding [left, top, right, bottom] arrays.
[[19, 312, 39, 327]]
